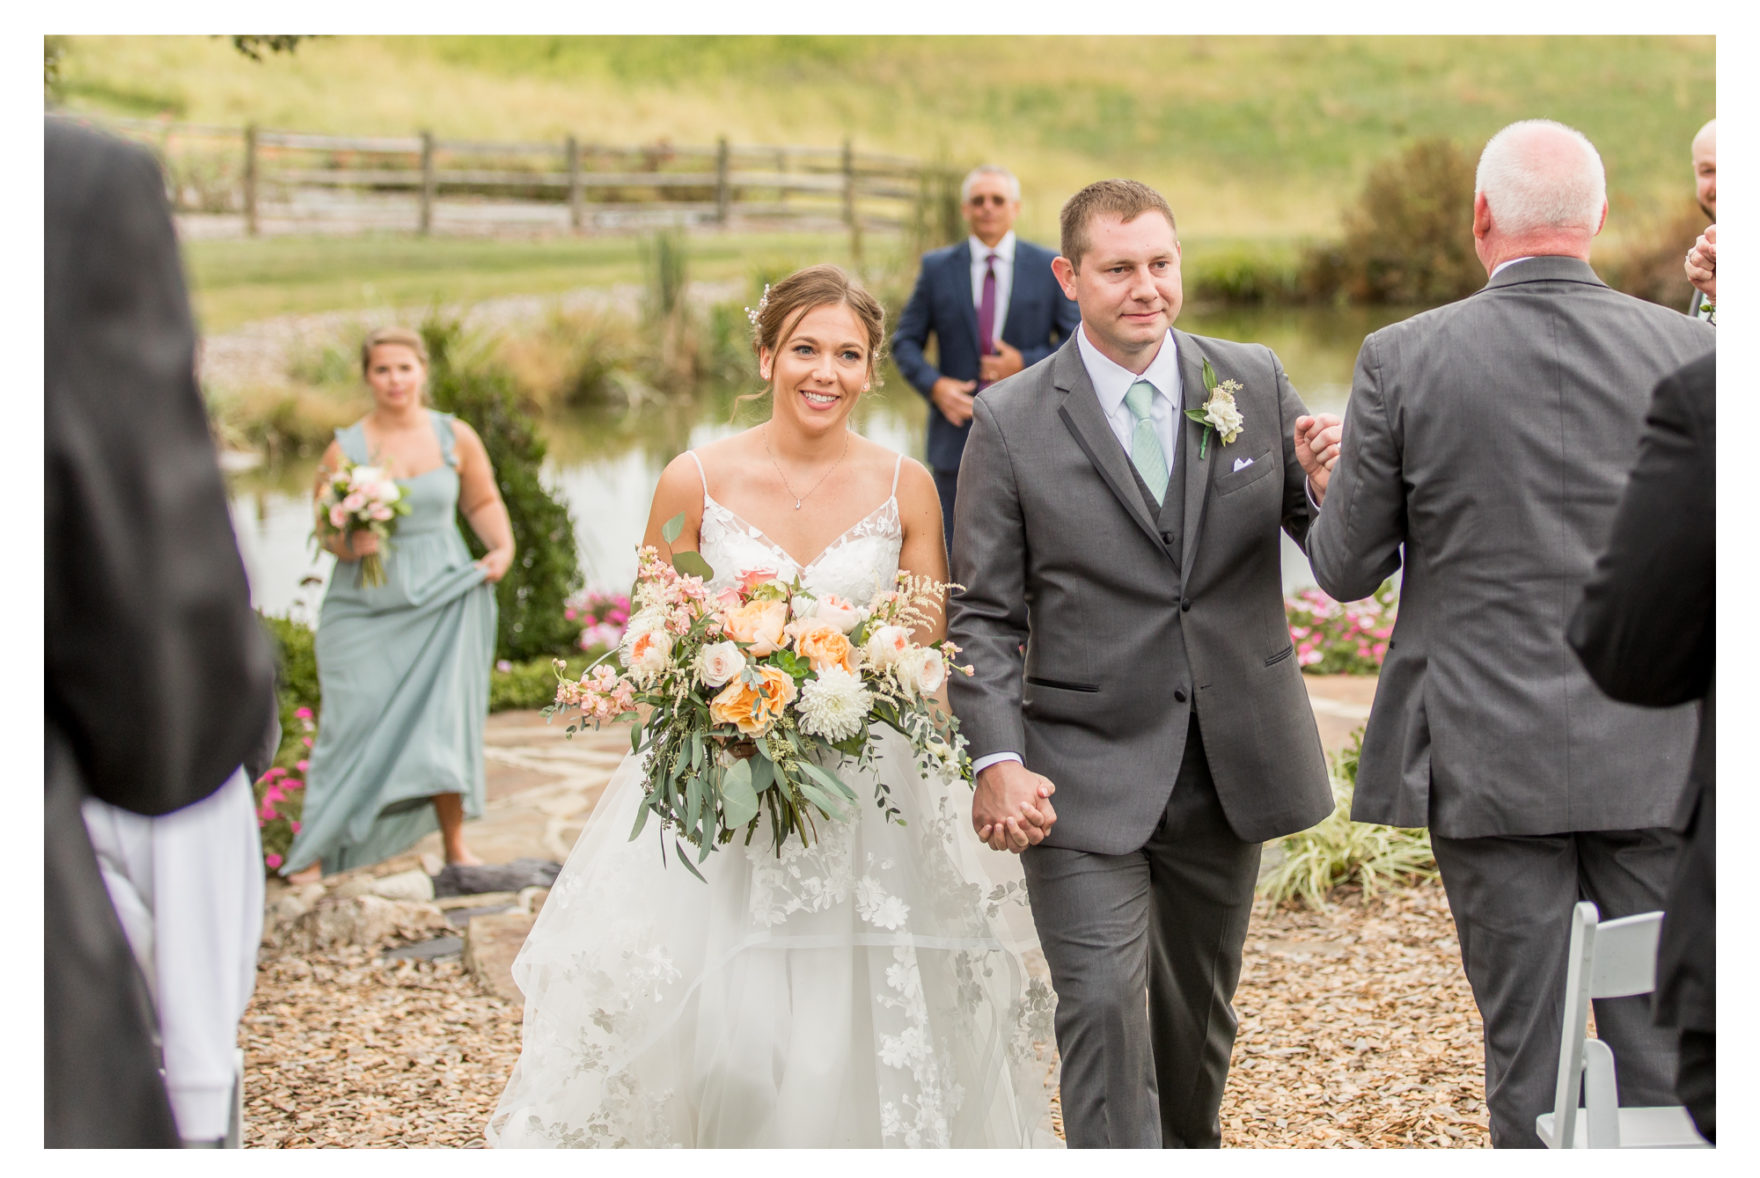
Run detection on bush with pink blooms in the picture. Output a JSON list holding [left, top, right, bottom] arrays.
[[566, 588, 632, 655], [255, 706, 314, 872], [1285, 580, 1398, 674]]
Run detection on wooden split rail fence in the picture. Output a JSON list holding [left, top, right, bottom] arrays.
[[53, 112, 957, 250]]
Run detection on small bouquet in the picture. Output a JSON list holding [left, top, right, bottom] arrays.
[[547, 512, 974, 879], [314, 461, 410, 588]]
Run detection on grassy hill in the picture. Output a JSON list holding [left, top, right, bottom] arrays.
[[56, 35, 1714, 244]]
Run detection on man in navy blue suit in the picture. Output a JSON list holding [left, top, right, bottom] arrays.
[[893, 165, 1080, 548]]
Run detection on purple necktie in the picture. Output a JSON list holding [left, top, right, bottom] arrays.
[[976, 252, 997, 390]]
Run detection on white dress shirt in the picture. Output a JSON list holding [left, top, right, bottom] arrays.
[[1076, 322, 1181, 467], [971, 326, 1183, 779], [968, 231, 1018, 348]]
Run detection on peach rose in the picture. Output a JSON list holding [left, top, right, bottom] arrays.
[[862, 624, 910, 670], [624, 628, 673, 682], [708, 665, 797, 736], [794, 623, 856, 674], [723, 598, 789, 656], [811, 593, 865, 634]]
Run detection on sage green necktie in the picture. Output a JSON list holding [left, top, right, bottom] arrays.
[[1124, 379, 1169, 506]]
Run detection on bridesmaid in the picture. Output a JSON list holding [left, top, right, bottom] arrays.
[[285, 327, 513, 883]]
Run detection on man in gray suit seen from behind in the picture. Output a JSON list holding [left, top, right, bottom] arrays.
[[948, 178, 1340, 1148], [1307, 120, 1715, 1148]]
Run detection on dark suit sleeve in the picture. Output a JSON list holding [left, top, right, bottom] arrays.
[[891, 254, 942, 398], [1013, 252, 1080, 370], [1308, 332, 1407, 602], [1568, 357, 1715, 707], [44, 127, 277, 815]]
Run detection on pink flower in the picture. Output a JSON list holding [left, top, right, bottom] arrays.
[[296, 759, 309, 773], [564, 608, 578, 621], [302, 736, 313, 748], [737, 566, 780, 593], [1372, 643, 1389, 660], [265, 853, 283, 870], [328, 504, 350, 529], [264, 785, 285, 804], [258, 804, 278, 821], [290, 821, 301, 834], [294, 707, 313, 720]]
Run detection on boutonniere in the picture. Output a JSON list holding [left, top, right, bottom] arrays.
[[1183, 358, 1245, 459]]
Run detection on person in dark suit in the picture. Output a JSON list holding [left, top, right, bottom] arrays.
[[892, 165, 1080, 549], [1307, 119, 1715, 1147], [1568, 353, 1716, 1143], [45, 118, 278, 1147]]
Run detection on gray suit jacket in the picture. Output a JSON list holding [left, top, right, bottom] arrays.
[[1308, 256, 1715, 838], [948, 331, 1333, 852]]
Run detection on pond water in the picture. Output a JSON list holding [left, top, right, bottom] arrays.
[[227, 303, 1413, 623]]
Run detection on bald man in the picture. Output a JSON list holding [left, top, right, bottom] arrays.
[[1308, 120, 1715, 1147], [1685, 119, 1716, 320]]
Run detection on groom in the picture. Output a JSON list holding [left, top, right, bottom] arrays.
[[948, 178, 1337, 1148]]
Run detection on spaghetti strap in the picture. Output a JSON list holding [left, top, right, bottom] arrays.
[[685, 450, 709, 494], [890, 453, 904, 498]]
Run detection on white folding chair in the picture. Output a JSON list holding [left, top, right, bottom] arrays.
[[1535, 901, 1709, 1148]]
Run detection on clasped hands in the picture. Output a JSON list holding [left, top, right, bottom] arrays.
[[973, 760, 1057, 853], [1293, 413, 1343, 502], [1685, 224, 1716, 303], [931, 344, 1025, 428]]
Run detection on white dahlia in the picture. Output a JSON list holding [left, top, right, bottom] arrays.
[[797, 666, 870, 742]]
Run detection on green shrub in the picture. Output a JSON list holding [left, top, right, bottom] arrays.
[[1257, 726, 1437, 908], [1299, 137, 1482, 307], [489, 654, 605, 712], [421, 313, 585, 662], [1599, 203, 1711, 308]]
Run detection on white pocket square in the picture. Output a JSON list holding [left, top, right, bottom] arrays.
[[1232, 457, 1255, 472]]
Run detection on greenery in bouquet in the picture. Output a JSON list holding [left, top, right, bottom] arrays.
[[313, 460, 412, 588], [546, 512, 974, 880], [1285, 580, 1398, 674]]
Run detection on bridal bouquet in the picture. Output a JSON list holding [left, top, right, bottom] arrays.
[[313, 461, 410, 588], [547, 513, 974, 878]]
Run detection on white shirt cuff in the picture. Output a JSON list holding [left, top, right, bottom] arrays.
[[972, 751, 1023, 775]]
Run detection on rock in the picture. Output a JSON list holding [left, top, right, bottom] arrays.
[[334, 869, 435, 903], [433, 890, 521, 912], [261, 890, 315, 949], [463, 911, 537, 1008], [431, 858, 561, 898], [518, 886, 550, 916], [284, 895, 452, 954]]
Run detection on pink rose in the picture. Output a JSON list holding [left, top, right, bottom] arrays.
[[265, 853, 283, 870], [328, 504, 350, 529], [738, 566, 780, 593]]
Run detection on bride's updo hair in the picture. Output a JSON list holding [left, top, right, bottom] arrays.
[[750, 264, 887, 382]]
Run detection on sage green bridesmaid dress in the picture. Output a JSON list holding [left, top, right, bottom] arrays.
[[284, 410, 496, 876]]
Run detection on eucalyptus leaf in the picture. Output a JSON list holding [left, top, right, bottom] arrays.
[[721, 757, 759, 828], [662, 511, 685, 545], [800, 758, 858, 801], [676, 840, 706, 883], [749, 756, 775, 794], [673, 549, 715, 581]]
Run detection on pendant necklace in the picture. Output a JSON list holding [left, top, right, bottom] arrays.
[[765, 424, 849, 509]]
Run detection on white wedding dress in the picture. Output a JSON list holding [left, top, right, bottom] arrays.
[[487, 454, 1058, 1148]]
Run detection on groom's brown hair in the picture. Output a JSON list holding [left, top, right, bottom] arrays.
[[1059, 179, 1178, 270]]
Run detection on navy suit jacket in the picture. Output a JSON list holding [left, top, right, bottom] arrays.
[[892, 238, 1079, 471]]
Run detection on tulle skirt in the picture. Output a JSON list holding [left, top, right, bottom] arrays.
[[487, 725, 1059, 1148]]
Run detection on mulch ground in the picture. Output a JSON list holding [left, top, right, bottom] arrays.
[[240, 876, 1487, 1149]]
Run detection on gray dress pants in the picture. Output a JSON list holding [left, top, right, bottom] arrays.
[[1430, 828, 1681, 1147], [1021, 720, 1260, 1148]]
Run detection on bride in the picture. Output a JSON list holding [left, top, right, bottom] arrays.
[[487, 265, 1058, 1148]]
